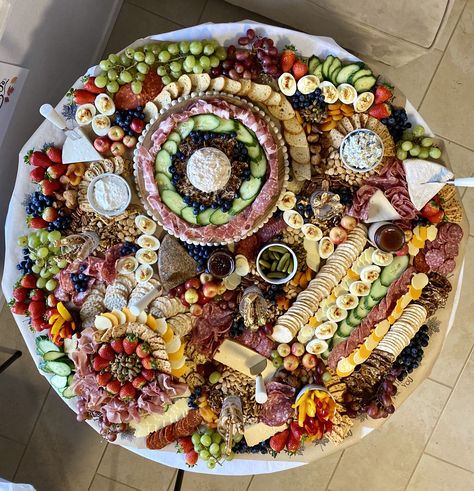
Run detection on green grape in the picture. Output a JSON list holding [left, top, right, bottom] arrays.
[[224, 452, 235, 461], [158, 50, 171, 63], [167, 43, 179, 56], [107, 69, 118, 81], [120, 53, 132, 66], [413, 124, 425, 137], [209, 443, 220, 457], [40, 268, 50, 278], [108, 53, 119, 64], [35, 258, 45, 267], [32, 265, 41, 274], [396, 149, 408, 160], [29, 252, 37, 260], [421, 137, 434, 148], [233, 433, 243, 443], [143, 43, 154, 52], [220, 442, 227, 455], [209, 55, 220, 68], [36, 278, 46, 289], [134, 50, 145, 62], [203, 44, 215, 56], [17, 235, 28, 247], [207, 457, 216, 469], [57, 259, 68, 269], [170, 71, 181, 80], [99, 59, 112, 71], [137, 62, 150, 74], [429, 147, 442, 159], [50, 246, 60, 254], [28, 235, 40, 249], [125, 47, 135, 59], [45, 279, 57, 292], [409, 144, 421, 157], [151, 45, 161, 55], [107, 80, 119, 93], [199, 449, 210, 461], [162, 75, 172, 85], [95, 75, 108, 88], [191, 433, 201, 446], [184, 55, 196, 68], [189, 41, 203, 55], [212, 432, 223, 444], [199, 56, 210, 70], [215, 46, 227, 60], [209, 371, 221, 384], [49, 265, 60, 275], [131, 81, 143, 94], [48, 231, 61, 242], [179, 41, 190, 54], [200, 434, 212, 447], [402, 130, 414, 141], [120, 70, 133, 83], [157, 66, 168, 76], [137, 73, 147, 81], [418, 148, 430, 159], [194, 443, 203, 453], [145, 52, 155, 65], [192, 65, 203, 74], [170, 61, 182, 73], [401, 141, 413, 151]]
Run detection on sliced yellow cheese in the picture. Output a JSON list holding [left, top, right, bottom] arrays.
[[336, 357, 355, 378], [122, 307, 137, 323], [137, 311, 148, 324], [102, 312, 119, 326], [95, 314, 113, 330], [308, 316, 320, 328], [408, 285, 422, 300], [154, 317, 168, 335], [411, 236, 425, 249], [411, 272, 429, 290], [413, 225, 421, 240], [244, 423, 288, 447], [353, 348, 370, 365], [408, 241, 420, 257], [400, 293, 412, 309], [146, 314, 158, 330], [374, 320, 390, 339], [419, 226, 428, 241], [358, 344, 372, 359], [171, 364, 189, 378], [168, 343, 185, 361], [348, 351, 357, 365], [112, 309, 127, 325], [162, 326, 174, 343], [364, 333, 379, 351], [387, 314, 396, 324], [426, 225, 438, 241]]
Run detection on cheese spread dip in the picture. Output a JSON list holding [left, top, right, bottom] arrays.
[[340, 129, 384, 172], [88, 174, 131, 215], [186, 147, 231, 192]]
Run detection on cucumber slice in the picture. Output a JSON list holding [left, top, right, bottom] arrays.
[[369, 279, 389, 301], [240, 176, 262, 200], [380, 255, 409, 287], [354, 75, 377, 93], [347, 310, 362, 327], [337, 319, 354, 337], [181, 206, 198, 225], [235, 123, 255, 145], [43, 351, 66, 361], [308, 55, 321, 74], [177, 119, 194, 139], [44, 361, 72, 376], [36, 337, 60, 355], [355, 300, 370, 320], [213, 119, 236, 133], [328, 57, 342, 81], [336, 63, 363, 85], [156, 172, 175, 192], [247, 144, 261, 160], [197, 208, 214, 226], [50, 374, 68, 389], [250, 153, 267, 178], [160, 190, 187, 215], [366, 294, 379, 309], [62, 386, 76, 399], [320, 348, 330, 360], [349, 68, 372, 84], [229, 197, 254, 216], [162, 140, 178, 155], [155, 149, 172, 178], [39, 361, 53, 373], [167, 131, 181, 144], [193, 114, 220, 131], [330, 67, 342, 85], [313, 64, 323, 80], [331, 333, 348, 348], [67, 374, 75, 385], [322, 55, 334, 79], [210, 208, 231, 225]]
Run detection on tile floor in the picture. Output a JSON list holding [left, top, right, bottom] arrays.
[[1, 0, 474, 489]]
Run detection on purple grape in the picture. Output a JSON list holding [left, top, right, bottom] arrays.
[[254, 38, 263, 49], [227, 45, 236, 56], [210, 67, 221, 77], [366, 405, 379, 418], [268, 46, 278, 56], [381, 393, 392, 408], [238, 36, 250, 46], [235, 49, 249, 61], [246, 28, 256, 40], [229, 69, 239, 80], [262, 38, 273, 49], [242, 70, 251, 79], [386, 405, 395, 414], [266, 64, 279, 76], [222, 59, 234, 70], [235, 63, 244, 74]]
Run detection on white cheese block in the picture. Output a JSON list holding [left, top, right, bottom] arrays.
[[62, 131, 102, 164], [244, 422, 288, 447], [403, 159, 453, 210], [365, 190, 401, 223]]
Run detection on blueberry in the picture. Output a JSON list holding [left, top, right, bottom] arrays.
[[381, 118, 388, 125]]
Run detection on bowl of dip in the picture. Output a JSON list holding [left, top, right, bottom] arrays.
[[340, 129, 384, 173], [87, 173, 131, 217]]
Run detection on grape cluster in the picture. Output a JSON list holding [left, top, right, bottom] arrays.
[[47, 212, 71, 232], [290, 88, 325, 109], [71, 266, 91, 293], [183, 243, 215, 272], [191, 428, 234, 469], [233, 438, 271, 454], [119, 241, 140, 257], [217, 29, 280, 80], [360, 370, 398, 420], [25, 192, 53, 218], [396, 124, 442, 161], [114, 107, 145, 136], [393, 325, 430, 381], [187, 387, 202, 409], [380, 107, 411, 142], [16, 248, 34, 275]]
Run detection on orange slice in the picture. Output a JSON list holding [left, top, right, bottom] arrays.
[[146, 314, 158, 331], [171, 364, 189, 378], [411, 236, 425, 249]]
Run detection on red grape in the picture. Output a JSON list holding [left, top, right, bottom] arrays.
[[227, 45, 236, 56], [229, 69, 239, 80], [268, 46, 278, 56], [238, 36, 249, 45], [246, 28, 256, 40], [235, 49, 249, 61], [242, 70, 251, 79], [222, 59, 234, 70]]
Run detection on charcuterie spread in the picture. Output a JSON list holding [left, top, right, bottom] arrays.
[[5, 25, 468, 471]]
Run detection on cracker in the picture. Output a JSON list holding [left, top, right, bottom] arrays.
[[248, 82, 272, 102], [349, 114, 361, 129], [264, 91, 282, 106], [154, 90, 172, 108], [290, 145, 310, 164], [267, 98, 295, 120], [208, 76, 225, 92], [341, 118, 354, 134], [223, 78, 242, 95], [285, 130, 307, 147], [283, 117, 303, 135], [188, 73, 211, 92], [236, 78, 252, 96], [164, 82, 180, 99], [360, 113, 369, 127], [328, 128, 345, 149]]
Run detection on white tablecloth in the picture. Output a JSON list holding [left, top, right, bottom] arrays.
[[2, 21, 467, 475]]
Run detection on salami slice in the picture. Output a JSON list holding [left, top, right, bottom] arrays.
[[448, 223, 464, 243], [443, 242, 459, 259], [259, 392, 294, 426], [414, 251, 430, 273], [439, 259, 456, 275], [425, 249, 445, 269]]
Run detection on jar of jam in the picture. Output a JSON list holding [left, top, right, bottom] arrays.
[[368, 222, 405, 253], [207, 249, 235, 278]]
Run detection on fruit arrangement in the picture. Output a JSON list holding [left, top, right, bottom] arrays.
[[5, 25, 466, 472]]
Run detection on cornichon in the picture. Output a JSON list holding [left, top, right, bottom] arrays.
[[267, 272, 286, 279], [269, 245, 288, 254], [277, 253, 290, 271], [259, 259, 271, 269]]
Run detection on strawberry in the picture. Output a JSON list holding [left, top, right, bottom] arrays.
[[11, 301, 28, 315], [30, 289, 45, 301], [92, 355, 110, 372], [73, 89, 96, 105], [42, 207, 58, 223], [43, 145, 63, 164], [119, 382, 136, 402], [46, 307, 59, 320], [374, 84, 393, 104], [269, 429, 289, 453], [292, 60, 308, 80], [178, 437, 194, 454], [83, 76, 106, 94], [106, 379, 121, 395], [141, 356, 156, 370], [96, 371, 113, 387], [31, 317, 47, 332], [428, 209, 444, 224], [280, 49, 296, 72], [135, 342, 150, 359], [110, 338, 124, 354], [46, 294, 58, 307], [29, 217, 48, 229], [368, 102, 392, 120], [421, 199, 441, 218], [13, 287, 28, 302], [20, 274, 37, 289], [286, 433, 301, 453], [47, 163, 67, 179], [25, 150, 52, 167], [123, 334, 138, 355], [184, 450, 198, 466], [40, 179, 61, 196], [98, 343, 116, 361], [141, 368, 155, 382], [30, 166, 46, 183], [132, 375, 146, 389]]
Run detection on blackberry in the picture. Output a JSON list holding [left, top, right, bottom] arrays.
[[393, 324, 431, 380], [183, 243, 215, 272], [380, 107, 412, 142]]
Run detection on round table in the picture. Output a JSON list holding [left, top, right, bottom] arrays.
[[2, 21, 468, 475]]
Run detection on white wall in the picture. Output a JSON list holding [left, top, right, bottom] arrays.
[[0, 0, 122, 264]]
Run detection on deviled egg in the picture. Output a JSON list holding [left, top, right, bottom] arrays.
[[95, 93, 115, 116]]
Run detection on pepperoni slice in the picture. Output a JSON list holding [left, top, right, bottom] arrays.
[[414, 251, 430, 273], [425, 249, 445, 269]]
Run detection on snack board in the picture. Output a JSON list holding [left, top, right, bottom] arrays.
[[2, 22, 469, 475]]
